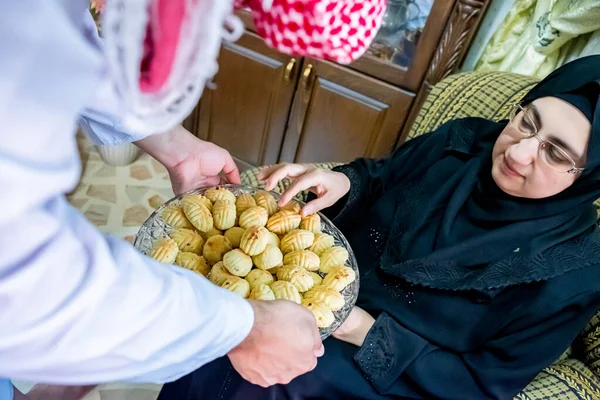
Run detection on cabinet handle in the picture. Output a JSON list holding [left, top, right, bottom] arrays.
[[283, 59, 297, 84], [301, 64, 313, 91], [294, 64, 315, 135]]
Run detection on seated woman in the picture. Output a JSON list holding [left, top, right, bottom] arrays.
[[158, 56, 600, 399]]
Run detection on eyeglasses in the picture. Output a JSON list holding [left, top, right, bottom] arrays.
[[509, 103, 584, 174]]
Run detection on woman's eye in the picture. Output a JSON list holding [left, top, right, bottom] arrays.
[[520, 116, 534, 132], [548, 146, 567, 163]]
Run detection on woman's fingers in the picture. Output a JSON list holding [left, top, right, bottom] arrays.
[[257, 163, 295, 181], [263, 164, 308, 191], [301, 193, 336, 216], [279, 172, 320, 206], [257, 165, 278, 181]]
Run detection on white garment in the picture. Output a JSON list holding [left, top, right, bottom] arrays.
[[0, 0, 253, 393]]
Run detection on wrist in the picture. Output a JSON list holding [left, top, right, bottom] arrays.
[[335, 171, 351, 194], [134, 125, 204, 170], [356, 316, 376, 347], [229, 300, 262, 355]]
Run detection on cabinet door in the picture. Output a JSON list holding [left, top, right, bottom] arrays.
[[189, 32, 301, 167], [280, 59, 414, 164]]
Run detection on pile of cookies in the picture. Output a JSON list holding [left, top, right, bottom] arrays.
[[147, 187, 356, 329]]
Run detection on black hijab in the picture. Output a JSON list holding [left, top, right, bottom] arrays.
[[379, 55, 600, 292]]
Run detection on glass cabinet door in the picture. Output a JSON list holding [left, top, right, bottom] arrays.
[[349, 0, 454, 92], [367, 0, 434, 69]]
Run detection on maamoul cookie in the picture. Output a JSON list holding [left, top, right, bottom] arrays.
[[235, 194, 257, 217], [283, 249, 320, 271], [280, 229, 314, 254], [303, 285, 345, 311], [270, 281, 302, 304], [245, 269, 275, 291], [161, 205, 194, 229], [224, 227, 245, 248], [149, 237, 178, 264], [302, 299, 335, 328], [254, 190, 278, 216], [319, 246, 349, 274], [309, 232, 335, 256], [208, 261, 234, 286], [300, 213, 321, 233], [322, 266, 356, 292], [266, 210, 301, 235], [202, 235, 233, 265], [252, 245, 283, 270], [175, 252, 210, 276], [238, 206, 268, 229], [181, 196, 213, 232], [212, 200, 236, 230], [221, 276, 250, 298], [170, 228, 204, 254], [205, 187, 236, 204], [249, 284, 276, 300], [240, 226, 270, 256]]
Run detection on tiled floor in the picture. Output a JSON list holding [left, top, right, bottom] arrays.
[[68, 132, 175, 243]]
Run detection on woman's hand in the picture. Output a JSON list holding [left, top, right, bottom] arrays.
[[258, 163, 350, 216], [332, 307, 376, 347]]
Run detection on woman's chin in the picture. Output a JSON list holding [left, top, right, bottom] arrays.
[[491, 165, 521, 197]]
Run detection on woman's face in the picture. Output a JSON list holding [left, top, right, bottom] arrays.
[[491, 97, 591, 199]]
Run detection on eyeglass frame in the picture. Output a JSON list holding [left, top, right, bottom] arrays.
[[509, 103, 585, 175]]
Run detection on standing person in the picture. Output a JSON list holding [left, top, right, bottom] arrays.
[[0, 1, 323, 400]]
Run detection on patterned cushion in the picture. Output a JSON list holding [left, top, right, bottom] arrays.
[[580, 311, 600, 379], [241, 162, 342, 202], [408, 71, 538, 141], [240, 71, 600, 399], [518, 358, 600, 400]]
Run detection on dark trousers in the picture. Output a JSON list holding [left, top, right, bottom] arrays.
[[157, 338, 383, 400]]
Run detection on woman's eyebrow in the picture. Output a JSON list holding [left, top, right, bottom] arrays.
[[529, 103, 542, 130], [548, 136, 584, 162], [529, 103, 584, 162]]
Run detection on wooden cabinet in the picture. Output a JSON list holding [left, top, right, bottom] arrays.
[[280, 59, 413, 163], [185, 0, 492, 167], [185, 33, 300, 168]]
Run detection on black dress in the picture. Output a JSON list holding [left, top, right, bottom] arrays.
[[158, 117, 600, 400]]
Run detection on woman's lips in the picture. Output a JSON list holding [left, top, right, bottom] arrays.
[[502, 157, 523, 177]]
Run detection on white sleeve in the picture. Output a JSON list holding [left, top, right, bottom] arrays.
[[77, 8, 152, 146], [0, 0, 253, 385], [78, 108, 152, 146]]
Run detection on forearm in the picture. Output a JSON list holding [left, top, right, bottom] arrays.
[[134, 124, 200, 170]]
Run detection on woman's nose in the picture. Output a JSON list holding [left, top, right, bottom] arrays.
[[509, 137, 539, 165]]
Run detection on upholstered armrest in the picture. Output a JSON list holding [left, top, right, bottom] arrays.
[[517, 357, 600, 399]]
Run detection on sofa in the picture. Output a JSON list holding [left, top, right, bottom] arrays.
[[240, 71, 600, 399]]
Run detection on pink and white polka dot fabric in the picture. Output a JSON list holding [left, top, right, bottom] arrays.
[[235, 0, 387, 64]]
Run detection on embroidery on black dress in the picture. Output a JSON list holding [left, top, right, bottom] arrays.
[[385, 231, 600, 292], [354, 314, 397, 382]]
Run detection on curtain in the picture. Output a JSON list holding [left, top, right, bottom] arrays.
[[475, 0, 600, 79]]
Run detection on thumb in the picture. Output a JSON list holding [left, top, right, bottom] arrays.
[[222, 153, 241, 184], [301, 193, 337, 216], [314, 341, 324, 357]]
